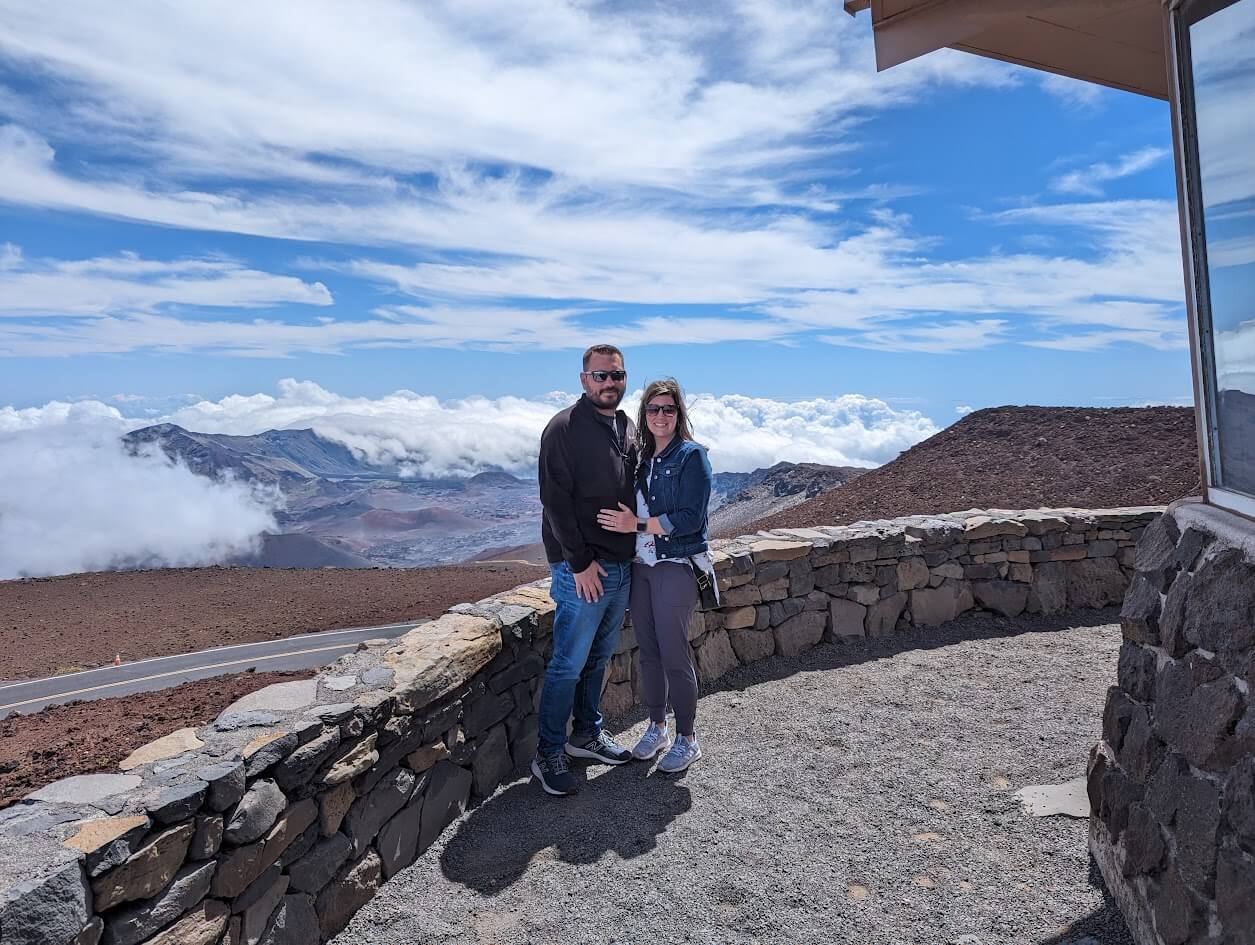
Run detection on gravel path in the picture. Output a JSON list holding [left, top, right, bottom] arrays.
[[335, 610, 1134, 945]]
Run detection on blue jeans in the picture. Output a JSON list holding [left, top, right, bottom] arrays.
[[537, 559, 631, 757]]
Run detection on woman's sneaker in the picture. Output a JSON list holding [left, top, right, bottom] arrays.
[[657, 734, 702, 773], [531, 752, 579, 796], [632, 722, 672, 760], [565, 730, 632, 765]]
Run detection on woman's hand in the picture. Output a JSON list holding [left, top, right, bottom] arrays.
[[597, 502, 638, 534]]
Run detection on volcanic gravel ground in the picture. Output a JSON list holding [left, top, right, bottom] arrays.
[[0, 562, 546, 681], [747, 406, 1198, 535], [335, 610, 1131, 945], [0, 670, 313, 810]]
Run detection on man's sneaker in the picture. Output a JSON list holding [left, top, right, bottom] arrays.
[[531, 752, 579, 796], [632, 722, 672, 760], [657, 734, 701, 773], [565, 730, 632, 765]]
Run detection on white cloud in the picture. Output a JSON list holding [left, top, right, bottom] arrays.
[[0, 401, 277, 579], [0, 247, 331, 317], [0, 2, 1184, 358], [161, 379, 936, 474], [1051, 147, 1170, 197], [955, 404, 973, 415], [1038, 73, 1107, 109], [0, 378, 940, 576], [1216, 318, 1255, 394]]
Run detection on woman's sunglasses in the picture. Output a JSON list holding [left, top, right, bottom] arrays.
[[644, 404, 678, 417], [584, 370, 626, 382]]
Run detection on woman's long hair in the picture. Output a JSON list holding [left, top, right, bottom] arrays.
[[636, 378, 695, 460]]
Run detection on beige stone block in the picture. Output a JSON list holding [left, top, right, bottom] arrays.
[[722, 606, 758, 630], [119, 728, 204, 772], [321, 734, 379, 787], [405, 741, 450, 775], [386, 613, 503, 714], [320, 781, 355, 837], [963, 516, 1028, 540], [748, 539, 812, 562], [1049, 546, 1088, 561], [896, 557, 929, 591], [146, 900, 230, 945], [63, 815, 149, 858]]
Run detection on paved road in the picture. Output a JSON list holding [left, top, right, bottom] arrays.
[[0, 621, 424, 718]]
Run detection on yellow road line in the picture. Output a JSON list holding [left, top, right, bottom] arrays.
[[0, 642, 358, 714]]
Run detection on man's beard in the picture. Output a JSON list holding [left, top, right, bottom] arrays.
[[590, 387, 624, 408]]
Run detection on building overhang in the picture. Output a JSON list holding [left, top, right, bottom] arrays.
[[843, 0, 1168, 100]]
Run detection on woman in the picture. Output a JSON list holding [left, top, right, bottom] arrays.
[[597, 378, 715, 773]]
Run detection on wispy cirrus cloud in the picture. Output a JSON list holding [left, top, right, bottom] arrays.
[[0, 1, 1183, 359], [1050, 146, 1170, 197]]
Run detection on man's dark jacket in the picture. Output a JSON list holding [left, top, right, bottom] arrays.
[[538, 395, 638, 572]]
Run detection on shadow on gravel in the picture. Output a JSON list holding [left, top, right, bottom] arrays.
[[439, 760, 691, 894], [1036, 858, 1134, 944]]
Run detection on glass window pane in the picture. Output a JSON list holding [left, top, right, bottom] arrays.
[[1190, 0, 1255, 497]]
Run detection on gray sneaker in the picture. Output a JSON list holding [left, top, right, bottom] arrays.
[[631, 722, 672, 760], [657, 734, 701, 773]]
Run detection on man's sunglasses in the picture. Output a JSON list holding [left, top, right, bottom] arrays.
[[584, 370, 626, 383], [644, 404, 678, 417]]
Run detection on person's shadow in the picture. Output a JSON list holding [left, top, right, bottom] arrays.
[[438, 758, 692, 894]]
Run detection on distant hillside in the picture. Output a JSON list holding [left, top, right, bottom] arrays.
[[709, 462, 866, 535], [230, 533, 375, 569], [746, 406, 1199, 533], [125, 424, 383, 483]]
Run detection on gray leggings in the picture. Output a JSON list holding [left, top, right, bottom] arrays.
[[629, 562, 699, 736]]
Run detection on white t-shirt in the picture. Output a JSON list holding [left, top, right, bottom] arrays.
[[635, 460, 685, 567]]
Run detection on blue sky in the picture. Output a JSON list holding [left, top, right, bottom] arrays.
[[0, 1, 1194, 437]]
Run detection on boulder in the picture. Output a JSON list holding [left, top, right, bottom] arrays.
[[774, 611, 826, 656], [288, 833, 353, 894], [92, 822, 194, 911], [828, 598, 866, 639], [377, 797, 424, 880], [62, 815, 149, 876], [1065, 557, 1126, 609], [694, 631, 738, 683], [866, 592, 907, 636], [971, 580, 1029, 618], [728, 627, 774, 664], [0, 850, 91, 945], [471, 724, 513, 798], [258, 894, 320, 945], [225, 779, 287, 845], [197, 760, 246, 813], [345, 768, 417, 857], [316, 852, 382, 941], [188, 815, 223, 862], [895, 557, 929, 591], [910, 582, 974, 627], [28, 774, 141, 807], [418, 761, 472, 854], [1028, 562, 1067, 614], [239, 872, 288, 945], [101, 862, 216, 945], [320, 734, 379, 787], [143, 900, 228, 945], [318, 781, 354, 837]]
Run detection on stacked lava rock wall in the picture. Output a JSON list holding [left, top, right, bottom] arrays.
[[0, 506, 1159, 945], [1090, 501, 1255, 945]]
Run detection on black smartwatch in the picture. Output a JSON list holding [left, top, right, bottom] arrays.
[[636, 519, 648, 533]]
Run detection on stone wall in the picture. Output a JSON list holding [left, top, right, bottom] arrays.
[[0, 506, 1160, 945], [1090, 500, 1255, 945]]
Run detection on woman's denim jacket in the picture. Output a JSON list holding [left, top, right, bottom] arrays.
[[636, 437, 712, 561]]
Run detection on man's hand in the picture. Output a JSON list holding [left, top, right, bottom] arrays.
[[573, 560, 608, 603], [596, 502, 637, 534]]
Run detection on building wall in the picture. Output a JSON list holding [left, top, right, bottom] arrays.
[[0, 506, 1161, 945], [1090, 501, 1255, 945]]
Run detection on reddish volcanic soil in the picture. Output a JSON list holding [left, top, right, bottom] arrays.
[[0, 671, 314, 810], [0, 562, 546, 682], [746, 406, 1200, 533]]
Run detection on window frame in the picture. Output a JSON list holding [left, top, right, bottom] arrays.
[[1167, 0, 1255, 520]]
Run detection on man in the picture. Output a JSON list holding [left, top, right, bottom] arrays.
[[533, 344, 638, 795]]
